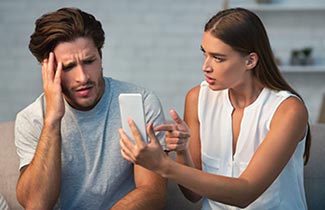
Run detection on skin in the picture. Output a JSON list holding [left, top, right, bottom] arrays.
[[16, 37, 167, 210], [119, 32, 308, 207]]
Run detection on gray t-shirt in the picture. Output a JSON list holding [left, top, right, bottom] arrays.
[[15, 77, 166, 210]]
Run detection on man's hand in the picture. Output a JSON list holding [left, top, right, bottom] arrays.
[[41, 52, 65, 122], [155, 109, 191, 152]]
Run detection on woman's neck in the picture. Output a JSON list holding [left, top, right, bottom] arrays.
[[229, 81, 264, 109]]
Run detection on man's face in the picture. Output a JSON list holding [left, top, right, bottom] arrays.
[[53, 37, 105, 111]]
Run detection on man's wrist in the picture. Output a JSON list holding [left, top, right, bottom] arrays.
[[44, 116, 62, 129]]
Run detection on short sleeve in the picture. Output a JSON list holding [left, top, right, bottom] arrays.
[[15, 109, 43, 170], [143, 91, 166, 150]]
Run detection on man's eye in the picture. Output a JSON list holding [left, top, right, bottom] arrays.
[[84, 59, 94, 64], [62, 65, 73, 71]]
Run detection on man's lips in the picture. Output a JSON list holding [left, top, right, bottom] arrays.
[[75, 86, 92, 97]]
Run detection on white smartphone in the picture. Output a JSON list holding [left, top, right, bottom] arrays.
[[118, 93, 148, 143]]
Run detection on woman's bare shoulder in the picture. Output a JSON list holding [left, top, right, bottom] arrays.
[[186, 85, 200, 102]]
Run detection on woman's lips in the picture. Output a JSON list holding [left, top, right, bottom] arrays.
[[205, 75, 216, 85]]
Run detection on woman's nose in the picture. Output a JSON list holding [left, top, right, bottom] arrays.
[[202, 57, 213, 73]]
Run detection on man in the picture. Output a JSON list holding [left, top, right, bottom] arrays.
[[15, 7, 167, 210]]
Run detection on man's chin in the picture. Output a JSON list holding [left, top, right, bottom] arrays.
[[67, 99, 98, 111]]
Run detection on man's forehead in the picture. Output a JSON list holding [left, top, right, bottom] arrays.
[[53, 38, 98, 62]]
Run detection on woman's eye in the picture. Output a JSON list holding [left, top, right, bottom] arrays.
[[214, 57, 224, 63]]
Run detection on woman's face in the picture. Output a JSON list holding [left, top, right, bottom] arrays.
[[201, 32, 250, 91]]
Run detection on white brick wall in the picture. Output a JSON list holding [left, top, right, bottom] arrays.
[[0, 0, 324, 123]]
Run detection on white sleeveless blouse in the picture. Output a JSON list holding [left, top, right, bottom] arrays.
[[198, 81, 307, 210]]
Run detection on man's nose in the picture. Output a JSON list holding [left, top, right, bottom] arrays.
[[76, 65, 89, 83]]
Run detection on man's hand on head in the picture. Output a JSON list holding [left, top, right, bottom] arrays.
[[42, 52, 65, 123]]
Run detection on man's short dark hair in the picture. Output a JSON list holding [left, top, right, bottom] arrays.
[[29, 7, 105, 63]]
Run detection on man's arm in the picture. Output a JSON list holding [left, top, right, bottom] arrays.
[[16, 121, 62, 209], [110, 165, 167, 210], [16, 53, 64, 209]]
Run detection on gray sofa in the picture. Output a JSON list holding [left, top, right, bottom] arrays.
[[0, 121, 324, 210]]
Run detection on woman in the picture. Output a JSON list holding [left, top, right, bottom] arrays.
[[119, 8, 310, 209]]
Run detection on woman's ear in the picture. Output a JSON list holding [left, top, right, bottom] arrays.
[[246, 52, 258, 69]]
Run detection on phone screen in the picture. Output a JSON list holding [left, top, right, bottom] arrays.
[[118, 93, 147, 143]]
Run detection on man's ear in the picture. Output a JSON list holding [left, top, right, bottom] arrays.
[[246, 52, 258, 69]]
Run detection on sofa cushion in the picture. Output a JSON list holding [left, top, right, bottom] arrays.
[[304, 123, 325, 210], [0, 121, 23, 210]]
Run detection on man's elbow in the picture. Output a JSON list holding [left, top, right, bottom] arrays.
[[16, 181, 28, 209], [16, 184, 57, 210], [17, 195, 56, 210], [154, 188, 168, 210]]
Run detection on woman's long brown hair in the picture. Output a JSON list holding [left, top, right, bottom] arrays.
[[204, 7, 311, 164]]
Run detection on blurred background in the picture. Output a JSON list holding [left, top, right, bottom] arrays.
[[1, 0, 325, 123]]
